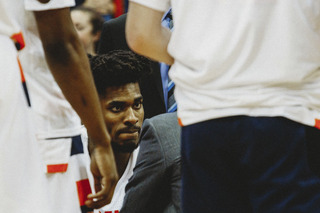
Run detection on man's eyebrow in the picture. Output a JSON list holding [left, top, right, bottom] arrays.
[[108, 96, 143, 105], [108, 101, 125, 106], [134, 96, 143, 102]]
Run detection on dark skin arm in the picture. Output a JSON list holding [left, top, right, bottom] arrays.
[[33, 4, 118, 209]]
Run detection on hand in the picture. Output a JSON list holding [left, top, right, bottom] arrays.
[[85, 144, 118, 209]]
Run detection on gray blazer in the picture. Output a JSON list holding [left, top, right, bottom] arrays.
[[120, 112, 181, 213]]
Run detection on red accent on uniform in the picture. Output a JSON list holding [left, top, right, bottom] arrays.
[[315, 119, 320, 129], [47, 163, 68, 173], [10, 32, 25, 50], [76, 179, 92, 206], [114, 0, 124, 18]]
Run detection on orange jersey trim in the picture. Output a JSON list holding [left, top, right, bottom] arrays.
[[16, 57, 25, 83], [47, 163, 68, 173], [10, 32, 25, 51], [315, 119, 320, 130], [178, 117, 184, 127]]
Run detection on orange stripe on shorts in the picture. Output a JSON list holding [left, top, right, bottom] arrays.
[[47, 163, 68, 173]]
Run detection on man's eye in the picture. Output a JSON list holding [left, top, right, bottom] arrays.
[[133, 102, 142, 109], [111, 105, 122, 112]]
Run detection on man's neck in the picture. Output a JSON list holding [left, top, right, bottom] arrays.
[[113, 152, 132, 178]]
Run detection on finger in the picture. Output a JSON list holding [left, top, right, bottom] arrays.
[[85, 192, 111, 209], [85, 191, 107, 209], [93, 176, 102, 195], [86, 179, 116, 208], [87, 184, 109, 200], [85, 195, 110, 209], [86, 193, 103, 201], [90, 176, 115, 198]]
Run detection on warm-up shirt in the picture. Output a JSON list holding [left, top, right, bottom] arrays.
[[130, 0, 320, 128], [20, 0, 81, 136]]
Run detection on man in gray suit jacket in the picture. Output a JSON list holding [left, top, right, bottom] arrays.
[[121, 112, 181, 213]]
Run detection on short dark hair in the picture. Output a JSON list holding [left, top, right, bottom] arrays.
[[89, 50, 150, 97]]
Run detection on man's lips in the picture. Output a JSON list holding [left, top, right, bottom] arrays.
[[118, 127, 140, 139], [122, 129, 139, 134], [120, 131, 138, 136], [118, 127, 140, 134]]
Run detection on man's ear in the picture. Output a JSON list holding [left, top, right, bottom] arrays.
[[37, 0, 50, 3]]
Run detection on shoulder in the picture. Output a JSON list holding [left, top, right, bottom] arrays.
[[144, 112, 180, 133], [142, 112, 180, 148], [103, 13, 127, 28], [146, 112, 179, 127]]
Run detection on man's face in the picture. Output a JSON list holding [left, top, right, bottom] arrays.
[[100, 82, 144, 153]]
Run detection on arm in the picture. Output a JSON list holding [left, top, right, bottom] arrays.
[[120, 119, 168, 213], [126, 2, 174, 65], [33, 7, 118, 208]]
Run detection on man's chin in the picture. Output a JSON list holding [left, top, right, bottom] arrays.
[[111, 140, 138, 153]]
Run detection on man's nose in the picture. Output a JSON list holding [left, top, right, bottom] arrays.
[[124, 107, 138, 125]]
